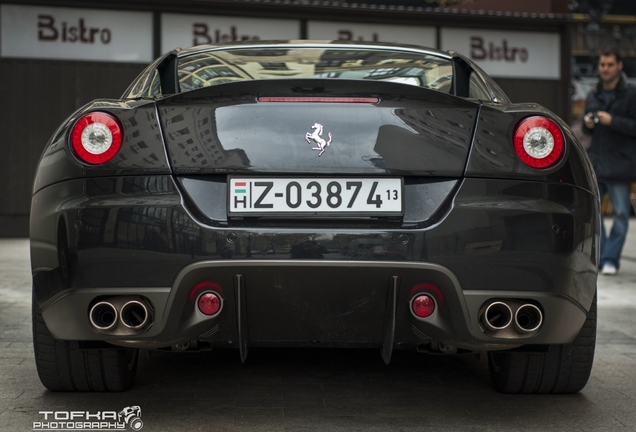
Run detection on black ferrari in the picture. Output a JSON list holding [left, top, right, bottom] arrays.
[[30, 41, 599, 393]]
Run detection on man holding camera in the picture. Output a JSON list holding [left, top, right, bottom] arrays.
[[583, 48, 636, 275]]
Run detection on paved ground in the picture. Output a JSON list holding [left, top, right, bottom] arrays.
[[1, 221, 635, 431]]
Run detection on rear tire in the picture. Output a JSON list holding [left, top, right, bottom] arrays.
[[32, 286, 138, 392], [488, 294, 596, 394]]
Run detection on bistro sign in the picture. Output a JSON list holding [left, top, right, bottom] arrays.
[[469, 36, 528, 63], [0, 4, 153, 62], [161, 14, 300, 52], [0, 4, 562, 80], [37, 14, 113, 45], [441, 28, 560, 79], [308, 21, 436, 46]]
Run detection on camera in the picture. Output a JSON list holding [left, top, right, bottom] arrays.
[[585, 112, 599, 124]]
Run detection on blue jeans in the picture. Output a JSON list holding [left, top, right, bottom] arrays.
[[599, 181, 632, 269]]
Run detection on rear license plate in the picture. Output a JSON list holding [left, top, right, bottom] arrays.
[[228, 177, 403, 216]]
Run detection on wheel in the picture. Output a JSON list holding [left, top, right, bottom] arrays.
[[32, 285, 138, 392], [488, 294, 596, 394]]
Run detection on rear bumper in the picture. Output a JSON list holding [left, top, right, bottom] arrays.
[[30, 175, 599, 351], [40, 260, 588, 351]]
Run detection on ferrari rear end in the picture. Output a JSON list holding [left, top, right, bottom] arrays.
[[30, 42, 599, 393]]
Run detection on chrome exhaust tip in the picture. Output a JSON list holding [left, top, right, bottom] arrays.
[[482, 301, 513, 331], [120, 300, 150, 329], [514, 304, 543, 332], [89, 302, 118, 330]]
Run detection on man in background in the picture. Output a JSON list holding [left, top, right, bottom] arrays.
[[583, 48, 636, 275]]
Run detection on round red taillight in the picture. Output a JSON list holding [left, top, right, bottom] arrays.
[[197, 292, 222, 316], [70, 112, 122, 165], [513, 116, 564, 169], [411, 294, 436, 318]]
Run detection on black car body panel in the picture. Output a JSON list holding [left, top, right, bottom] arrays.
[[466, 102, 598, 192], [158, 79, 478, 177], [30, 41, 600, 393], [32, 100, 171, 194], [31, 173, 598, 346]]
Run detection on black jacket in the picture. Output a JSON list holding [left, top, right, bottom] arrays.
[[583, 73, 636, 182]]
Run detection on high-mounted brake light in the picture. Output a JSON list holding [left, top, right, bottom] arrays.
[[70, 112, 122, 165], [513, 116, 565, 169], [258, 96, 379, 104]]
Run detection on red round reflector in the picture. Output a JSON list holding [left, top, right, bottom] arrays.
[[70, 112, 122, 165], [412, 294, 436, 318], [197, 292, 222, 316], [513, 116, 564, 169]]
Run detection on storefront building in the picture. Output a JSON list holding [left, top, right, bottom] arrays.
[[0, 0, 575, 236]]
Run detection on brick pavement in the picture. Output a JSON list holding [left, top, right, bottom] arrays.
[[0, 225, 635, 431]]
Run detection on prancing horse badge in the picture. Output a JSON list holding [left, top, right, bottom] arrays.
[[305, 123, 332, 157]]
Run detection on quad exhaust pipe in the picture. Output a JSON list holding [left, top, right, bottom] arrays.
[[89, 302, 118, 330], [89, 297, 153, 334], [480, 300, 543, 337], [481, 301, 513, 331], [514, 304, 543, 333], [121, 301, 150, 329]]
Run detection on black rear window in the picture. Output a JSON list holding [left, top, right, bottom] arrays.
[[177, 47, 453, 93]]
